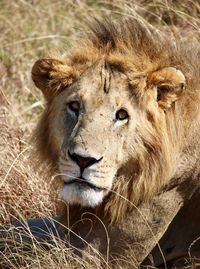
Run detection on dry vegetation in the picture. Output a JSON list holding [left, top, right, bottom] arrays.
[[0, 0, 200, 268]]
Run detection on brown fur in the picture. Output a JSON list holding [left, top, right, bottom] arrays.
[[33, 19, 200, 222], [31, 18, 200, 266]]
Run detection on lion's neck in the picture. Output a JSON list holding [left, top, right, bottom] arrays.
[[60, 186, 185, 267], [173, 121, 200, 183], [63, 204, 106, 226]]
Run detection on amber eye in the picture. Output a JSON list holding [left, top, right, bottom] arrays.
[[68, 101, 80, 116], [116, 109, 129, 121]]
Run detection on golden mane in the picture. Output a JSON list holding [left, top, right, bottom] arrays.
[[33, 18, 200, 223]]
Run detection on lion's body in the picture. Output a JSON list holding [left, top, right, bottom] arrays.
[[32, 19, 200, 267]]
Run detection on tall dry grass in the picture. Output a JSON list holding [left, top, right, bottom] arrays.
[[0, 0, 200, 268]]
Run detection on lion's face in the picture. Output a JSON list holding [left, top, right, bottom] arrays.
[[48, 63, 139, 207], [32, 53, 185, 211]]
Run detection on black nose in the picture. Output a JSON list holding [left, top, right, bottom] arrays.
[[68, 150, 102, 173]]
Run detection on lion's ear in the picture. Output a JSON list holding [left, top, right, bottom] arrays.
[[148, 67, 186, 109], [32, 58, 77, 101]]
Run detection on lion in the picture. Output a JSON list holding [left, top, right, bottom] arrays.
[[31, 19, 200, 268]]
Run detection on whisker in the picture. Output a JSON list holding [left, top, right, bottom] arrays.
[[52, 173, 80, 180], [52, 173, 106, 190], [88, 169, 110, 175], [91, 175, 104, 179], [59, 165, 71, 170], [59, 158, 70, 165]]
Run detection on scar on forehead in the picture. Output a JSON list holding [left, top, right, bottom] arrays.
[[115, 96, 122, 107], [79, 89, 85, 97]]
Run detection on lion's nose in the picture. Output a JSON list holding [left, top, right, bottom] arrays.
[[68, 150, 103, 173]]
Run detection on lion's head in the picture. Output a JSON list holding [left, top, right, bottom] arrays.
[[32, 19, 200, 222]]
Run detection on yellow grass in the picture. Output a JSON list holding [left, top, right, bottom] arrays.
[[0, 0, 200, 268]]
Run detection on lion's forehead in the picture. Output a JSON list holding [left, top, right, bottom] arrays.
[[78, 62, 129, 95], [76, 83, 131, 118]]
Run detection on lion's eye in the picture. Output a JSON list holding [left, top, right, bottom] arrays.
[[116, 109, 129, 121], [68, 101, 80, 116]]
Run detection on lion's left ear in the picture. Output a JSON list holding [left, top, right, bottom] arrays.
[[148, 67, 186, 109], [32, 58, 77, 102]]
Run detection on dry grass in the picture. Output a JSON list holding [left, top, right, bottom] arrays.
[[0, 0, 200, 268]]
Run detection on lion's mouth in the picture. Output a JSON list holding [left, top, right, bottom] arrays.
[[64, 178, 105, 192]]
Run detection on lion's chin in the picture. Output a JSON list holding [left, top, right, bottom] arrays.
[[60, 184, 105, 207]]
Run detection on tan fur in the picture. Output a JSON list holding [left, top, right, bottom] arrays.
[[32, 19, 200, 266]]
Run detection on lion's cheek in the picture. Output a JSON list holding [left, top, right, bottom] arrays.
[[48, 114, 66, 156]]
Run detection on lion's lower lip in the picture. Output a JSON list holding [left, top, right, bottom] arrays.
[[64, 179, 104, 192]]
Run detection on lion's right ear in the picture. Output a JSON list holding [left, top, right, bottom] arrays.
[[32, 58, 77, 101]]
